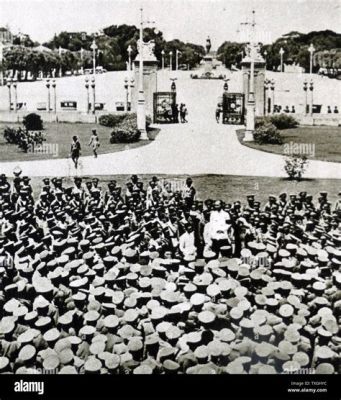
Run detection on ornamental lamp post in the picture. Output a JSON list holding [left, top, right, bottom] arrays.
[[58, 46, 62, 78], [161, 50, 165, 70], [46, 79, 51, 113], [85, 77, 90, 113], [309, 80, 314, 117], [176, 49, 181, 71], [169, 51, 173, 71], [264, 78, 271, 115], [7, 78, 12, 111], [303, 80, 308, 115], [170, 77, 177, 92], [90, 40, 98, 76], [128, 77, 135, 111], [12, 79, 18, 113], [308, 43, 315, 76], [124, 77, 129, 111], [270, 79, 275, 114], [52, 79, 57, 113], [0, 42, 4, 86], [80, 48, 84, 75], [91, 76, 96, 114], [263, 50, 267, 69], [279, 47, 285, 73], [127, 45, 133, 72]]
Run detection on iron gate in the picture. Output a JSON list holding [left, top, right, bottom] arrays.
[[222, 93, 245, 125], [153, 92, 176, 123]]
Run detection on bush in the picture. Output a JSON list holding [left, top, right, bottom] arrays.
[[255, 114, 298, 130], [107, 113, 153, 143], [3, 126, 19, 143], [23, 113, 43, 131], [284, 155, 309, 180], [270, 114, 298, 130], [255, 116, 272, 129], [254, 122, 283, 145], [98, 113, 127, 128]]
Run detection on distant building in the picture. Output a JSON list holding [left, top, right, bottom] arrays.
[[33, 45, 53, 53], [314, 49, 341, 69], [16, 32, 30, 43], [0, 27, 13, 45], [69, 32, 87, 40]]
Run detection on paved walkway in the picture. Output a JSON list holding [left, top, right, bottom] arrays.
[[0, 77, 340, 179]]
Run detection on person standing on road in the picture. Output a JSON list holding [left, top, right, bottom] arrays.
[[70, 135, 81, 169], [88, 129, 100, 158], [180, 104, 188, 123]]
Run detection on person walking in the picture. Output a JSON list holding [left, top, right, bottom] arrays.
[[70, 135, 81, 169], [216, 105, 222, 123], [88, 129, 100, 158]]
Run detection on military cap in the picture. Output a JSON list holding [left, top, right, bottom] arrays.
[[13, 166, 22, 176], [33, 277, 54, 295], [84, 310, 100, 325], [0, 317, 16, 335], [18, 345, 36, 363], [198, 310, 216, 326], [158, 347, 177, 363], [35, 316, 51, 331], [190, 293, 206, 308], [104, 354, 121, 372], [17, 328, 40, 345], [255, 342, 274, 359], [315, 363, 335, 374], [0, 357, 10, 372], [79, 325, 96, 338], [291, 352, 310, 368], [42, 354, 60, 372], [12, 305, 29, 319], [89, 341, 106, 356], [133, 365, 153, 374], [84, 356, 102, 373]]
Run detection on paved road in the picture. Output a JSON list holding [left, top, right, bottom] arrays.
[[0, 74, 340, 179]]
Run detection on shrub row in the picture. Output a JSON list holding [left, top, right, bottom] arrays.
[[255, 114, 298, 130]]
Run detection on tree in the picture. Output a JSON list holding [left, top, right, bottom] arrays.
[[217, 42, 245, 69]]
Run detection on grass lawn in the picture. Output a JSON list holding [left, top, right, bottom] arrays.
[[0, 122, 157, 162], [14, 174, 341, 206], [237, 126, 341, 163]]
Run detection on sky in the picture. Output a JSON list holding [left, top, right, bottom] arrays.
[[0, 0, 340, 47]]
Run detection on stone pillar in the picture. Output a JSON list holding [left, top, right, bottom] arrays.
[[131, 41, 158, 119], [132, 60, 158, 118], [241, 52, 266, 117]]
